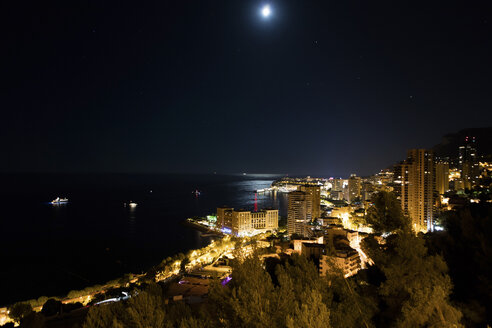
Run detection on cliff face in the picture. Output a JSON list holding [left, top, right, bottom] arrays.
[[432, 127, 492, 158]]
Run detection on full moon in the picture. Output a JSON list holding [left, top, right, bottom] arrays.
[[261, 5, 271, 17]]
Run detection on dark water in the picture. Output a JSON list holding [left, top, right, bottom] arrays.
[[0, 173, 287, 306]]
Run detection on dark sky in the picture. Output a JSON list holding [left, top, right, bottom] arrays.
[[1, 1, 491, 177]]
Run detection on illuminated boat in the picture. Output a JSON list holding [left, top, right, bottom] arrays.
[[51, 197, 68, 204], [129, 201, 137, 207]]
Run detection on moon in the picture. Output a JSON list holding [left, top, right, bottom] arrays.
[[261, 4, 271, 18]]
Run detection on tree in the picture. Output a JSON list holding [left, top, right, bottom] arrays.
[[83, 302, 126, 328], [425, 204, 492, 326], [8, 302, 32, 323], [125, 291, 167, 328], [368, 231, 462, 327], [286, 289, 330, 328], [327, 273, 376, 328], [179, 317, 210, 328], [364, 191, 410, 234], [40, 298, 62, 317], [19, 312, 46, 328], [83, 283, 173, 328], [223, 254, 279, 327], [207, 252, 334, 328]]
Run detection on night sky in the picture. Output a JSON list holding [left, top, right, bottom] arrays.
[[2, 1, 491, 176]]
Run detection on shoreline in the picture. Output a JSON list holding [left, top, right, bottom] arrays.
[[182, 218, 225, 237], [1, 220, 222, 309], [0, 229, 236, 325]]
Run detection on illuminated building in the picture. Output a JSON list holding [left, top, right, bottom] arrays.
[[374, 169, 394, 185], [217, 207, 278, 236], [408, 149, 435, 232], [217, 207, 234, 229], [230, 209, 278, 236], [292, 236, 324, 253], [347, 174, 362, 203], [394, 149, 435, 232], [393, 161, 410, 216], [330, 178, 345, 193], [361, 181, 375, 201], [326, 178, 347, 200], [435, 162, 450, 195], [287, 185, 321, 237], [300, 242, 361, 277], [287, 191, 311, 236], [458, 136, 479, 189], [330, 206, 351, 226], [324, 226, 359, 248], [319, 249, 361, 278], [299, 185, 321, 220]]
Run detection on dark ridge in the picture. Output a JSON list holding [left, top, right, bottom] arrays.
[[432, 127, 492, 158]]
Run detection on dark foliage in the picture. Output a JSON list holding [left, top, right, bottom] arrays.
[[426, 204, 492, 326], [7, 302, 32, 323], [363, 231, 462, 327], [364, 191, 411, 234], [40, 299, 62, 317]]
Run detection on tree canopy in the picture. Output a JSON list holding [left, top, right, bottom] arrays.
[[425, 204, 492, 326], [364, 191, 410, 234], [8, 302, 32, 323], [363, 231, 463, 327]]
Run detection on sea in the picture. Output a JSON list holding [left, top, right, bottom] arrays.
[[0, 173, 288, 306]]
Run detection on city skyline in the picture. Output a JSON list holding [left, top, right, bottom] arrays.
[[1, 1, 491, 327]]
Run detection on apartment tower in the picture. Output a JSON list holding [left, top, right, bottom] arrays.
[[435, 162, 450, 195], [287, 191, 310, 236], [299, 185, 321, 220], [406, 149, 435, 232]]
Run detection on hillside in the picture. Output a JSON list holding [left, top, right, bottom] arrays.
[[432, 127, 492, 158]]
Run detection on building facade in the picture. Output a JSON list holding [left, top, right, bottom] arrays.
[[219, 208, 278, 236], [394, 149, 435, 232], [347, 174, 362, 203], [435, 162, 450, 195], [217, 207, 234, 229], [393, 161, 410, 217], [287, 191, 310, 236], [458, 136, 479, 190], [287, 185, 321, 237], [299, 185, 321, 220], [320, 249, 361, 278]]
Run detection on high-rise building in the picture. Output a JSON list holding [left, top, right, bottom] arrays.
[[330, 178, 345, 192], [217, 207, 234, 229], [458, 136, 479, 189], [287, 191, 310, 236], [435, 162, 450, 195], [407, 149, 435, 232], [330, 178, 349, 200], [287, 185, 321, 237], [361, 181, 375, 201], [393, 161, 410, 217], [394, 149, 435, 232], [299, 185, 321, 220], [347, 174, 362, 203]]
